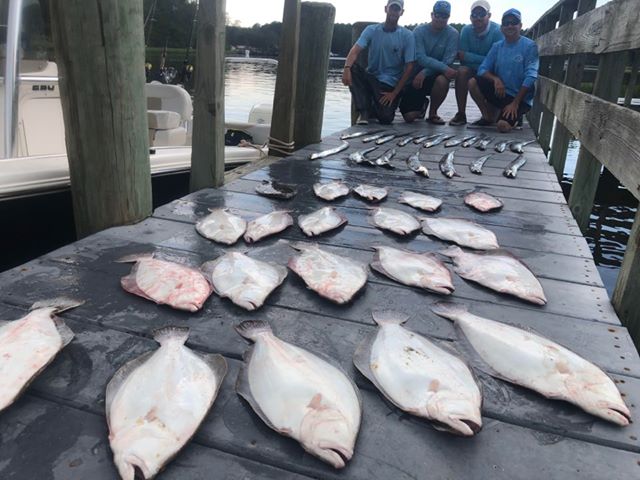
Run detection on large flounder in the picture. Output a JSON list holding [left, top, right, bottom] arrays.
[[106, 327, 227, 480], [431, 303, 631, 426], [353, 311, 482, 436], [235, 321, 362, 468]]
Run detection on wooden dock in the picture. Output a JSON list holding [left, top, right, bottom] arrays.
[[1, 110, 640, 478]]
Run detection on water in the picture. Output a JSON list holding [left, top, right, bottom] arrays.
[[224, 62, 637, 298]]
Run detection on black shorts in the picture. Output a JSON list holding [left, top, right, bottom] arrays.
[[475, 75, 531, 126], [399, 74, 440, 115]]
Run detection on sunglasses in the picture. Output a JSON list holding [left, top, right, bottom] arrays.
[[502, 19, 520, 26], [433, 12, 450, 19], [471, 11, 488, 19]]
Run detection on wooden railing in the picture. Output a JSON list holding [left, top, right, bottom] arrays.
[[528, 0, 640, 345]]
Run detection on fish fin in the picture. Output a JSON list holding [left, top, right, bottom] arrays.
[[235, 320, 273, 342], [202, 353, 228, 386], [438, 246, 464, 258], [430, 302, 468, 322], [200, 255, 226, 279], [30, 297, 84, 314], [289, 241, 316, 252], [371, 310, 409, 326], [274, 264, 289, 286], [53, 318, 75, 348], [153, 326, 190, 346], [105, 350, 155, 427], [114, 253, 154, 264]]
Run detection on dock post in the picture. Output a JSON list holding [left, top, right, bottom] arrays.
[[568, 52, 628, 233], [350, 22, 375, 125], [528, 17, 555, 136], [613, 209, 640, 348], [269, 0, 301, 157], [293, 2, 336, 149], [49, 0, 152, 238], [190, 0, 226, 191], [548, 0, 597, 179]]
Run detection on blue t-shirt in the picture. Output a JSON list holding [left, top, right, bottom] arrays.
[[478, 36, 540, 105], [459, 21, 504, 71], [413, 23, 459, 77], [356, 24, 416, 88]]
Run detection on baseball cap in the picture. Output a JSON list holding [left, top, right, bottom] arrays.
[[471, 1, 491, 13], [387, 0, 404, 9], [433, 1, 451, 15], [502, 8, 522, 22]]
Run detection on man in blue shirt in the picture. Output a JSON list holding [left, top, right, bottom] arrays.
[[449, 0, 503, 126], [399, 1, 458, 125], [469, 8, 540, 133], [342, 0, 416, 125]]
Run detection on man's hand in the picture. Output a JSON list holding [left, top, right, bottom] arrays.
[[412, 70, 426, 89], [379, 90, 398, 107], [342, 67, 352, 87], [444, 67, 458, 81], [502, 101, 519, 121], [493, 77, 506, 98]]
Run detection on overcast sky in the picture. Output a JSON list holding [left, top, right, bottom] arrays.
[[227, 0, 608, 29]]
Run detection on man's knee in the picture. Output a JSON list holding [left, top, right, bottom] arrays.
[[497, 120, 512, 133], [402, 111, 421, 123], [435, 75, 449, 89], [378, 112, 395, 124], [468, 77, 478, 91], [458, 66, 472, 79]]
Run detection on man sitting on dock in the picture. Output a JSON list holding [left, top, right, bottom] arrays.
[[399, 1, 459, 124], [342, 0, 416, 125], [468, 8, 539, 132], [449, 0, 503, 126]]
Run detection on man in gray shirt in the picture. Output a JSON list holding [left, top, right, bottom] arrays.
[[400, 1, 459, 124]]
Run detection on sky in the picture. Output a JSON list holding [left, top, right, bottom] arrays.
[[226, 0, 578, 29]]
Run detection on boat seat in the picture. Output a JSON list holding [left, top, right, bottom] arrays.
[[147, 109, 186, 147]]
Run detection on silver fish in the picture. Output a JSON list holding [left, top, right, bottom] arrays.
[[375, 134, 398, 145], [445, 135, 475, 148], [309, 141, 349, 160], [469, 154, 492, 174], [371, 247, 454, 294], [374, 148, 397, 168], [398, 191, 442, 212], [236, 321, 362, 468], [353, 184, 389, 202], [406, 149, 430, 177], [494, 140, 512, 153], [504, 155, 527, 178], [422, 218, 499, 250], [397, 135, 421, 147], [509, 139, 536, 154], [362, 132, 388, 143], [461, 135, 479, 148], [439, 151, 459, 178], [439, 246, 546, 304], [202, 252, 287, 310], [106, 327, 227, 480], [431, 303, 631, 426], [196, 208, 247, 245], [244, 211, 293, 243], [340, 129, 383, 140], [353, 311, 481, 436], [0, 299, 79, 412], [475, 137, 494, 150], [255, 180, 298, 200], [424, 134, 455, 148], [349, 146, 378, 165], [464, 192, 504, 213], [413, 133, 440, 144], [298, 207, 348, 237], [119, 254, 213, 312], [288, 243, 368, 304], [369, 207, 421, 236], [313, 181, 351, 201]]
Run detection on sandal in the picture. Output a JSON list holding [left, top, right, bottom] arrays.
[[427, 116, 446, 125], [449, 112, 467, 126]]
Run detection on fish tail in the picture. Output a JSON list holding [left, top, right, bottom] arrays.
[[153, 326, 190, 346], [431, 302, 468, 321], [371, 310, 409, 326], [235, 320, 273, 341], [30, 297, 84, 313]]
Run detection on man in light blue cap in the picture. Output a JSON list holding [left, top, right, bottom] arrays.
[[342, 0, 416, 125], [400, 0, 459, 124], [449, 0, 503, 126], [468, 8, 540, 132]]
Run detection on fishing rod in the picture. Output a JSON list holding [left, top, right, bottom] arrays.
[[179, 0, 198, 85]]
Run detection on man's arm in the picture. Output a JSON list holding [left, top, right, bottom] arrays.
[[503, 43, 539, 120], [380, 61, 415, 106], [478, 43, 504, 97], [342, 44, 363, 86]]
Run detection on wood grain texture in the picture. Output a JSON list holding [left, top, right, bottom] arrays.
[[49, 0, 152, 237], [190, 0, 226, 190]]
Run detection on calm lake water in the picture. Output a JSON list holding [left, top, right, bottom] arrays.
[[224, 61, 638, 297]]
